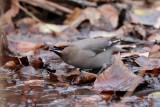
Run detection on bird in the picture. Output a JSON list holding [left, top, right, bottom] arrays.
[[50, 38, 121, 75]]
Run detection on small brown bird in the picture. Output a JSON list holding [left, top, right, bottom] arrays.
[[50, 38, 121, 74]]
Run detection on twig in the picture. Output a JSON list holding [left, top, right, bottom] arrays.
[[19, 0, 73, 14], [16, 3, 60, 34], [16, 3, 41, 23], [69, 0, 97, 7]]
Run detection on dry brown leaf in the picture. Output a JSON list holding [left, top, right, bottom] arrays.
[[3, 61, 17, 69], [98, 4, 118, 28], [129, 7, 160, 28], [0, 55, 19, 66], [94, 55, 142, 92], [135, 56, 160, 70], [20, 66, 41, 77], [31, 57, 44, 69], [49, 73, 59, 82], [16, 17, 38, 27], [78, 95, 102, 106], [64, 5, 119, 31], [64, 8, 82, 25], [65, 70, 97, 84], [148, 31, 160, 42], [74, 71, 97, 84], [9, 40, 44, 53], [64, 7, 101, 28], [136, 45, 160, 53], [89, 23, 133, 38]]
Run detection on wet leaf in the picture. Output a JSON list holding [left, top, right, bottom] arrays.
[[129, 7, 160, 28], [135, 56, 160, 70], [77, 95, 102, 106], [98, 4, 118, 28], [64, 7, 115, 31], [49, 73, 59, 82], [148, 92, 160, 106], [20, 66, 42, 77], [148, 31, 160, 42], [94, 55, 142, 92], [72, 71, 97, 84], [9, 40, 44, 53], [0, 55, 19, 66], [16, 17, 38, 28]]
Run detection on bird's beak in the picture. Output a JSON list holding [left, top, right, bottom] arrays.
[[49, 46, 62, 56]]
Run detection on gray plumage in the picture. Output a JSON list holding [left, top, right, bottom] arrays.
[[50, 38, 120, 70]]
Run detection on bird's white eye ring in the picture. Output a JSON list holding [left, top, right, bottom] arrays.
[[108, 38, 121, 46]]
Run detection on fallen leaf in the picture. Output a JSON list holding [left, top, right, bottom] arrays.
[[0, 55, 19, 66], [64, 8, 83, 26], [89, 23, 133, 38], [78, 95, 102, 106], [31, 57, 44, 69], [49, 73, 59, 82], [148, 31, 160, 42], [16, 17, 38, 28], [137, 45, 160, 53], [129, 7, 160, 28], [3, 61, 17, 69], [64, 7, 115, 31], [135, 56, 160, 70], [94, 55, 142, 92], [9, 40, 44, 53], [20, 66, 42, 77], [72, 71, 97, 84], [98, 4, 118, 28]]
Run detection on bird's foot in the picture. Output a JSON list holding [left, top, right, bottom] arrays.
[[97, 68, 105, 75], [70, 70, 85, 85], [79, 70, 85, 79]]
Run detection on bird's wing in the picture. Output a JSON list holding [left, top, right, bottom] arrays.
[[73, 38, 110, 54]]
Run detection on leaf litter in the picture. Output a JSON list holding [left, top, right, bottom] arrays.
[[0, 0, 160, 106]]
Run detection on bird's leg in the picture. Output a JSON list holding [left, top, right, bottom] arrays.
[[97, 58, 113, 75], [97, 63, 112, 75], [79, 68, 85, 79], [97, 64, 106, 75]]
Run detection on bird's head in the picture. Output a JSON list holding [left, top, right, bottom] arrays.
[[49, 42, 73, 57]]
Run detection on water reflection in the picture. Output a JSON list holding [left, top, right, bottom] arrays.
[[0, 70, 24, 106]]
